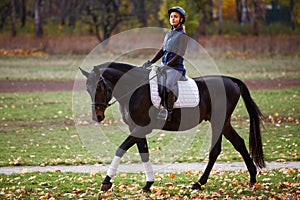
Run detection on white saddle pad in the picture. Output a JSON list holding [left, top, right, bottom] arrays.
[[149, 66, 200, 109]]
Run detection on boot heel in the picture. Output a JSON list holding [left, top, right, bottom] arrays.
[[157, 108, 168, 120]]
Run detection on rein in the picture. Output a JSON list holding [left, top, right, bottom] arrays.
[[95, 72, 158, 108]]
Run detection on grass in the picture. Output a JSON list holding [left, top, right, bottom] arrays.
[[0, 88, 299, 166], [0, 168, 299, 199], [214, 56, 300, 80], [0, 92, 98, 166], [1, 54, 300, 80], [0, 55, 84, 81]]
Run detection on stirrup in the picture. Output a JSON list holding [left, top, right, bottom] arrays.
[[157, 108, 168, 120]]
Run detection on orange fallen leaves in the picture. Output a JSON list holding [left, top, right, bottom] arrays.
[[0, 48, 47, 56], [1, 169, 300, 199], [169, 173, 175, 179]]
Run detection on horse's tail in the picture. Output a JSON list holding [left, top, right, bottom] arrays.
[[231, 77, 266, 168]]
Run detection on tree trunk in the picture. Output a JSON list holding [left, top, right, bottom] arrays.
[[131, 0, 147, 26], [290, 0, 295, 31], [253, 0, 259, 36], [10, 0, 17, 37], [218, 0, 223, 35], [0, 3, 9, 31], [21, 0, 26, 27], [60, 0, 67, 25], [68, 0, 77, 28], [236, 0, 242, 23], [34, 0, 43, 37], [240, 0, 250, 24], [200, 7, 207, 36]]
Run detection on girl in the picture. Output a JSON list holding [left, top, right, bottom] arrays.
[[143, 6, 188, 121]]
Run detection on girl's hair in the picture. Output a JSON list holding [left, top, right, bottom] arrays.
[[182, 25, 186, 32]]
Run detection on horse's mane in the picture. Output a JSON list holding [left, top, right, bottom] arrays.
[[95, 62, 148, 74], [92, 62, 149, 83]]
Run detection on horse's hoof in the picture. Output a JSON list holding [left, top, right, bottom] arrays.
[[97, 192, 106, 200], [141, 181, 154, 193], [100, 182, 112, 191], [191, 182, 202, 190], [141, 187, 151, 193], [249, 181, 256, 187]]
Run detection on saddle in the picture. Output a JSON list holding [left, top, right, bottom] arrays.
[[149, 66, 200, 109]]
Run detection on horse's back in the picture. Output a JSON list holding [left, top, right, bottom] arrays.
[[193, 75, 241, 95], [193, 75, 241, 114]]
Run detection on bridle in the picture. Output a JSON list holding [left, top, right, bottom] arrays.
[[92, 77, 112, 110], [91, 71, 158, 110]]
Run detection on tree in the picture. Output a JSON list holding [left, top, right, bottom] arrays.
[[10, 0, 16, 36], [34, 0, 43, 37], [290, 0, 295, 30], [236, 0, 242, 23], [60, 0, 67, 25], [253, 0, 259, 35], [60, 0, 81, 28], [158, 0, 203, 37], [194, 0, 213, 37], [218, 0, 223, 34], [0, 1, 10, 31], [130, 0, 147, 26], [20, 0, 26, 27], [85, 0, 131, 42], [236, 0, 250, 24]]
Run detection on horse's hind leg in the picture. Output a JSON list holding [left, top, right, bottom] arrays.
[[223, 124, 257, 185], [192, 135, 222, 189]]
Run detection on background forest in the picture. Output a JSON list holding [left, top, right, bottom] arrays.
[[1, 0, 299, 42]]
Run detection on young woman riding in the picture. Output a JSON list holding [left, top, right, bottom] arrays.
[[143, 6, 188, 121]]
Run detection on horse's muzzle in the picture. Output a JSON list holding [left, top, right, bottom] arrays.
[[93, 114, 104, 122], [92, 110, 105, 122]]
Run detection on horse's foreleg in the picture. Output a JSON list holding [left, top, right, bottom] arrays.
[[101, 135, 137, 191], [136, 138, 154, 192], [223, 125, 257, 185], [192, 135, 222, 190]]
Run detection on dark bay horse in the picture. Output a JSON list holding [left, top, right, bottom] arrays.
[[79, 62, 265, 192]]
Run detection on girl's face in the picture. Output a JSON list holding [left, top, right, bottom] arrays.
[[169, 12, 182, 28]]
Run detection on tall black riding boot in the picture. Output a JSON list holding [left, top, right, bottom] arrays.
[[166, 91, 175, 122]]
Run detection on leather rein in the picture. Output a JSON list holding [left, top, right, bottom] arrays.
[[92, 72, 158, 109]]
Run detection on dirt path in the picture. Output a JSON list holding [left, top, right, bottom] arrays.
[[0, 79, 299, 93]]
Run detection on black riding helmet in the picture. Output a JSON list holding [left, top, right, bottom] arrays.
[[168, 6, 186, 24]]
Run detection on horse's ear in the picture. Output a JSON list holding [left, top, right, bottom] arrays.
[[79, 67, 89, 78], [93, 66, 100, 76]]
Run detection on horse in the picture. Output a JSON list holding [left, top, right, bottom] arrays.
[[79, 61, 265, 192]]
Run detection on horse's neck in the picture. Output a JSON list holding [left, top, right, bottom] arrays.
[[102, 65, 149, 101], [107, 62, 136, 72]]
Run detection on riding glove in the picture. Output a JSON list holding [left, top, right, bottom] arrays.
[[142, 60, 153, 69]]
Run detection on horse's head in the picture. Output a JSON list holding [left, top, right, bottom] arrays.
[[80, 67, 112, 122]]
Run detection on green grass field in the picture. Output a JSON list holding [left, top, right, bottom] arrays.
[[0, 55, 299, 199], [0, 88, 299, 166], [0, 55, 300, 80], [0, 169, 299, 199]]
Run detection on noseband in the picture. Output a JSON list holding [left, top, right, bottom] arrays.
[[92, 77, 112, 109]]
